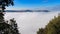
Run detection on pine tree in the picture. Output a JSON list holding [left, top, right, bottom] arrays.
[[0, 12, 4, 23], [45, 14, 60, 34], [37, 14, 60, 34], [0, 0, 14, 12], [10, 18, 19, 34], [37, 28, 44, 34], [0, 12, 12, 34], [0, 0, 14, 33], [0, 0, 20, 34]]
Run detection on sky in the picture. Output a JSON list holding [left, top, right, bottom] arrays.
[[4, 11, 59, 34], [4, 0, 60, 34], [6, 0, 60, 10]]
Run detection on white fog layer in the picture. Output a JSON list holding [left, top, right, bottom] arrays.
[[4, 11, 59, 34]]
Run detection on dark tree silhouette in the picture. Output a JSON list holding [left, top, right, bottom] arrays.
[[0, 12, 13, 34], [0, 0, 16, 34], [0, 0, 14, 12], [37, 28, 45, 34], [10, 18, 19, 34]]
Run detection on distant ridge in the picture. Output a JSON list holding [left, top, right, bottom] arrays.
[[5, 10, 50, 12]]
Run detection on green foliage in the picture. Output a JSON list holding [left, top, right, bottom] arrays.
[[37, 15, 60, 34], [37, 28, 44, 34], [46, 16, 60, 34]]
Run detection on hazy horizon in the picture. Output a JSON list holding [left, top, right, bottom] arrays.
[[3, 0, 60, 34], [4, 11, 59, 34]]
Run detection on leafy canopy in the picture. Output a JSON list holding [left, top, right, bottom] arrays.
[[0, 0, 14, 6]]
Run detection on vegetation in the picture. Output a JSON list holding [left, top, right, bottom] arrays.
[[0, 0, 60, 34], [0, 13, 20, 34], [0, 0, 14, 12], [37, 15, 60, 34], [0, 0, 20, 34], [10, 18, 19, 34], [37, 28, 45, 34]]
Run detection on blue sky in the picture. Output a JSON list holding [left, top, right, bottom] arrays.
[[6, 0, 60, 10]]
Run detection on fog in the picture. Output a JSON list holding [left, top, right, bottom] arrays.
[[4, 11, 59, 34]]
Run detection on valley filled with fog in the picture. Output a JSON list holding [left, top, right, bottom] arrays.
[[4, 11, 59, 34]]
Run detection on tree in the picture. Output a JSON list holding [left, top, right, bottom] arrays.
[[10, 18, 19, 34], [37, 14, 60, 34], [0, 0, 20, 34], [0, 0, 14, 34], [45, 15, 60, 34], [0, 0, 14, 12], [37, 28, 44, 34], [0, 12, 14, 34]]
